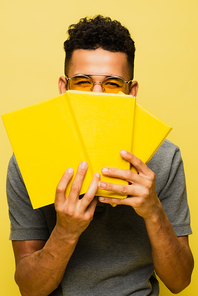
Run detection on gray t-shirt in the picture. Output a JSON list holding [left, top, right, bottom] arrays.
[[6, 139, 192, 296]]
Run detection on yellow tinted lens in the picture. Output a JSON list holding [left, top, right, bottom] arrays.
[[70, 76, 93, 91], [103, 78, 125, 93]]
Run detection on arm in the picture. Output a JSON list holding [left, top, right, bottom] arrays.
[[98, 150, 194, 293], [12, 162, 100, 296]]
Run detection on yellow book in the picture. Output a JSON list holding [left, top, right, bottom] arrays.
[[117, 92, 172, 170], [2, 94, 94, 209], [67, 90, 136, 197], [2, 91, 136, 208], [132, 103, 172, 167]]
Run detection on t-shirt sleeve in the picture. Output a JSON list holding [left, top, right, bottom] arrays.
[[7, 154, 50, 241], [156, 144, 192, 237]]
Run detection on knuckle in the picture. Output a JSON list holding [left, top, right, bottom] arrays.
[[56, 185, 65, 194], [70, 184, 80, 194], [144, 173, 155, 189], [84, 190, 96, 203], [114, 198, 122, 205], [120, 185, 128, 194], [125, 170, 132, 179], [55, 203, 62, 213], [77, 169, 85, 176], [84, 193, 93, 203], [134, 198, 144, 207], [145, 179, 152, 189], [150, 172, 155, 181], [84, 212, 94, 222], [142, 188, 149, 198], [65, 207, 74, 217], [106, 183, 112, 190], [135, 157, 142, 167], [107, 167, 114, 175]]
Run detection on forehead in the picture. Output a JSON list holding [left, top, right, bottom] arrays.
[[67, 48, 131, 79]]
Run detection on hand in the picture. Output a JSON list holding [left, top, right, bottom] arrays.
[[55, 161, 100, 241], [98, 150, 161, 220]]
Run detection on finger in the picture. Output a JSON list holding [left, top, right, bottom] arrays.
[[98, 180, 144, 197], [101, 166, 140, 183], [99, 181, 131, 196], [55, 168, 74, 206], [68, 161, 88, 202], [84, 196, 98, 219], [99, 195, 126, 205], [99, 195, 140, 208], [120, 150, 151, 175], [81, 172, 101, 209]]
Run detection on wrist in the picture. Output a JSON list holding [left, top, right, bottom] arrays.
[[144, 199, 165, 225], [53, 223, 80, 245]]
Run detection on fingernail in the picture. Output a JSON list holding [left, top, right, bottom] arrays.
[[99, 197, 105, 201], [102, 167, 108, 173], [67, 168, 73, 174], [99, 181, 106, 189], [120, 150, 127, 155], [95, 172, 101, 179], [80, 161, 87, 169]]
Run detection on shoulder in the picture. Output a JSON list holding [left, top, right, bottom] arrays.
[[8, 153, 21, 176], [7, 154, 35, 216], [7, 154, 28, 198], [7, 154, 53, 240], [148, 141, 192, 236], [150, 139, 180, 161], [148, 140, 185, 197], [148, 139, 182, 174]]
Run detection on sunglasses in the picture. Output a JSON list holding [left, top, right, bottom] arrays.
[[65, 74, 132, 94]]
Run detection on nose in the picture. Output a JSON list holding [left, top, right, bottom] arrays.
[[92, 81, 103, 92]]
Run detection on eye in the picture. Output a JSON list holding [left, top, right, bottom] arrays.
[[75, 80, 92, 86], [106, 82, 120, 87], [72, 77, 92, 87], [104, 79, 123, 88]]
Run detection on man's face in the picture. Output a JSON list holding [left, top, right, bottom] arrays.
[[59, 48, 138, 95]]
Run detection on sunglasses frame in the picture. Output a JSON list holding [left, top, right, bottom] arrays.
[[65, 74, 133, 93]]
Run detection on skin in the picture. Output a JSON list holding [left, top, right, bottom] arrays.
[[59, 48, 138, 95], [13, 48, 193, 296]]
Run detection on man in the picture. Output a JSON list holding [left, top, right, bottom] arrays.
[[7, 15, 193, 296]]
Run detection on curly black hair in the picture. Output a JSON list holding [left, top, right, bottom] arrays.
[[63, 15, 135, 78]]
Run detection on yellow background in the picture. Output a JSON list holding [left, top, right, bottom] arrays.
[[0, 0, 197, 295]]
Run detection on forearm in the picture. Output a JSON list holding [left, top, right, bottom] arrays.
[[98, 150, 194, 293], [15, 225, 78, 296], [144, 201, 194, 293], [14, 165, 99, 296]]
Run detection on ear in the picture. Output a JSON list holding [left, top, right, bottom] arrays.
[[129, 80, 139, 97], [58, 76, 67, 94]]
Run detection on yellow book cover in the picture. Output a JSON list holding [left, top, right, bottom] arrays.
[[2, 91, 136, 208], [2, 94, 94, 209], [67, 90, 136, 197], [132, 103, 172, 166]]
